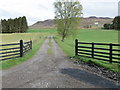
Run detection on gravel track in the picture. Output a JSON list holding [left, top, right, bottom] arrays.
[[1, 36, 119, 88]]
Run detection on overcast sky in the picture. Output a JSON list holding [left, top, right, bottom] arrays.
[[0, 0, 119, 25]]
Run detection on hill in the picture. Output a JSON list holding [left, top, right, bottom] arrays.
[[29, 17, 113, 29]]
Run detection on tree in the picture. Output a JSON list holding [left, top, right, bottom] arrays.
[[0, 20, 2, 33], [103, 23, 114, 30], [104, 24, 111, 29], [22, 16, 28, 33], [8, 19, 14, 33], [110, 24, 114, 29], [54, 0, 82, 42], [18, 17, 22, 33], [1, 16, 28, 33], [14, 18, 19, 33], [113, 16, 120, 30], [1, 19, 8, 33]]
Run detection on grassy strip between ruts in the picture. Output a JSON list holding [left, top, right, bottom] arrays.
[[54, 37, 120, 73], [47, 37, 53, 55], [0, 37, 45, 70]]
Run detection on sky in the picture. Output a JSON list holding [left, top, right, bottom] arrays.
[[0, 0, 119, 25]]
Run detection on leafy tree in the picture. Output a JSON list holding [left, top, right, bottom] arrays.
[[110, 24, 114, 29], [103, 23, 114, 30], [54, 0, 82, 42], [113, 16, 120, 30], [104, 24, 111, 29]]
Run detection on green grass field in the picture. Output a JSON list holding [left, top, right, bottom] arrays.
[[0, 29, 119, 73], [54, 29, 119, 56], [54, 29, 119, 73], [0, 33, 45, 69], [1, 33, 41, 43]]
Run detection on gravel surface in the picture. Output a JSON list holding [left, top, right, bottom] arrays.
[[1, 36, 119, 88]]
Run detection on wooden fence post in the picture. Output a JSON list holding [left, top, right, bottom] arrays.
[[75, 39, 78, 56], [30, 40, 32, 49], [92, 42, 94, 58], [110, 43, 112, 63], [20, 40, 23, 57]]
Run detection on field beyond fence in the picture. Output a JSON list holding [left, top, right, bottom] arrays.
[[0, 40, 32, 61], [75, 39, 120, 63]]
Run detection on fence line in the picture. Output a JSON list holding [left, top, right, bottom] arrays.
[[75, 39, 120, 63], [0, 40, 32, 61]]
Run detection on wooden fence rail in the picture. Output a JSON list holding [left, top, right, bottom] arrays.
[[0, 40, 32, 61], [75, 39, 120, 63]]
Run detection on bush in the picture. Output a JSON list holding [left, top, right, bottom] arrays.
[[104, 24, 111, 29], [113, 16, 120, 30]]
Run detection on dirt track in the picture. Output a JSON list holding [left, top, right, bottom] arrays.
[[2, 36, 119, 88]]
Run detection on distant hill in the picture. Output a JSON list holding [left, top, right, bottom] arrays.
[[29, 19, 55, 29], [29, 17, 113, 29]]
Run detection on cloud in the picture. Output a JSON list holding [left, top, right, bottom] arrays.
[[0, 0, 119, 25], [0, 0, 55, 25], [81, 0, 119, 17], [0, 8, 24, 19]]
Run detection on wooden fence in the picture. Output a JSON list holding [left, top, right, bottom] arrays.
[[0, 40, 32, 61], [75, 39, 120, 63]]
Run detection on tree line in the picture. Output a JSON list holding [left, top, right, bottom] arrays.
[[1, 16, 28, 33], [104, 16, 120, 30]]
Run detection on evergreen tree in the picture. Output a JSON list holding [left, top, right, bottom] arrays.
[[22, 16, 28, 33], [15, 18, 19, 33], [8, 19, 13, 33], [1, 16, 28, 33], [18, 17, 22, 33], [1, 19, 8, 33], [0, 20, 2, 33]]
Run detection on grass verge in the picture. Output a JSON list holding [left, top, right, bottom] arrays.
[[54, 37, 120, 73], [0, 37, 45, 70], [73, 56, 120, 73]]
